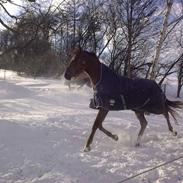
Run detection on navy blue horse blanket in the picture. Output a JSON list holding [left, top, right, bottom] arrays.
[[89, 63, 165, 111]]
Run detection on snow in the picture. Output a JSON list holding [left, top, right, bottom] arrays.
[[0, 70, 183, 183]]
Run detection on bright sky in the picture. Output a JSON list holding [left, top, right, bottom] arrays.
[[1, 0, 22, 14], [0, 0, 22, 29], [0, 0, 182, 30], [0, 0, 61, 30]]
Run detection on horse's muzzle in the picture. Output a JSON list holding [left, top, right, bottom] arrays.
[[64, 71, 72, 80]]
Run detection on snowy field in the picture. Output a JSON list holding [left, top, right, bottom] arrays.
[[0, 70, 183, 183]]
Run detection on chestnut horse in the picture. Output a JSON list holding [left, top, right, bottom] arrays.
[[64, 47, 183, 152]]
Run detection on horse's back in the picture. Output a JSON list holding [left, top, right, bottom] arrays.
[[121, 77, 165, 112], [92, 63, 166, 113]]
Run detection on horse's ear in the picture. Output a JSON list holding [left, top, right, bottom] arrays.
[[70, 45, 82, 56], [73, 45, 82, 54]]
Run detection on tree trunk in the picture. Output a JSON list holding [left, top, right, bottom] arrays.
[[177, 58, 183, 97], [124, 0, 133, 78], [149, 0, 173, 80], [73, 0, 76, 42], [177, 83, 181, 98]]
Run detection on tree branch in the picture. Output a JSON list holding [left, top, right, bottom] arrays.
[[0, 18, 18, 33]]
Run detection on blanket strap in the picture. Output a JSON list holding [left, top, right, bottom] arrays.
[[132, 98, 150, 111], [120, 95, 127, 109]]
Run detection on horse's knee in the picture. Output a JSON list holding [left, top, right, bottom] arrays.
[[98, 124, 103, 130], [169, 126, 173, 132], [92, 123, 99, 131], [140, 120, 147, 128]]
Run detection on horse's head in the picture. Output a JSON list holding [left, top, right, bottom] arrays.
[[64, 47, 87, 80]]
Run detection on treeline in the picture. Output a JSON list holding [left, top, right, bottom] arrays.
[[0, 0, 183, 96]]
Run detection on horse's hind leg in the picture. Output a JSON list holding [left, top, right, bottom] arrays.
[[84, 108, 108, 152], [164, 110, 177, 136], [135, 112, 148, 146]]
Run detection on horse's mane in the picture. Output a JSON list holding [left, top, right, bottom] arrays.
[[83, 50, 99, 60]]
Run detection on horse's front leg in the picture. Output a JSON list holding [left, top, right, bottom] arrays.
[[99, 126, 118, 141], [84, 108, 108, 152]]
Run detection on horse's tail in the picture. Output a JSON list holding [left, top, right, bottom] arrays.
[[166, 99, 183, 121]]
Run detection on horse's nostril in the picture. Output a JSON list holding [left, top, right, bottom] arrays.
[[64, 71, 71, 80]]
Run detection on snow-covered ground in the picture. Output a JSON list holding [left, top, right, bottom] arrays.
[[0, 70, 183, 183]]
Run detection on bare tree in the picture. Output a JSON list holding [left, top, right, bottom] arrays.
[[106, 0, 157, 77]]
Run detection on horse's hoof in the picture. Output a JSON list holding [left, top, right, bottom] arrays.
[[135, 142, 140, 147], [172, 131, 177, 136], [84, 146, 91, 152], [113, 135, 118, 141]]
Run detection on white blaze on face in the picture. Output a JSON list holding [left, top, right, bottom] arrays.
[[70, 55, 76, 63]]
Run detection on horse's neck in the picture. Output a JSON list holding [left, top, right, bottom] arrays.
[[85, 60, 101, 87]]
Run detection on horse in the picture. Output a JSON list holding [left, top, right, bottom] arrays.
[[64, 46, 183, 152]]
